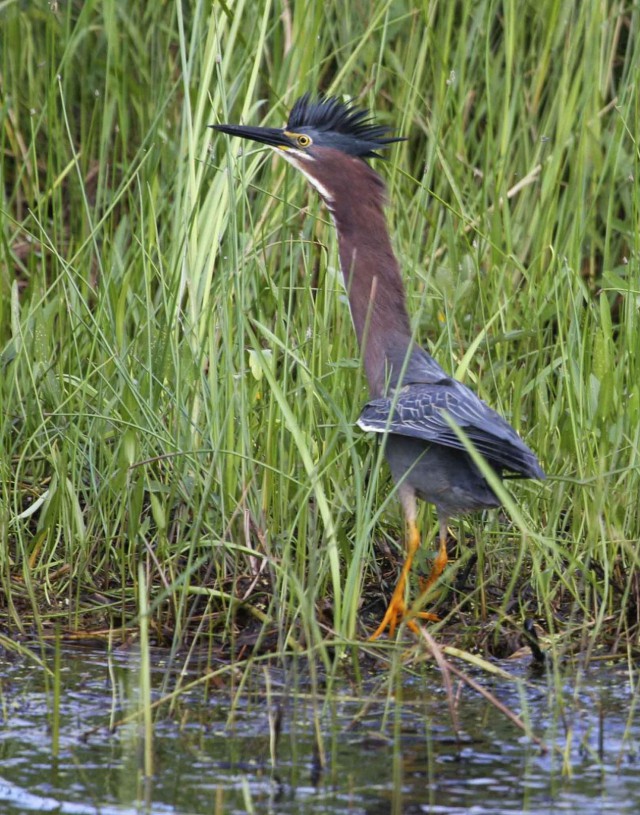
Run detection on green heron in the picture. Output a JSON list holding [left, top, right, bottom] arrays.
[[212, 94, 545, 639]]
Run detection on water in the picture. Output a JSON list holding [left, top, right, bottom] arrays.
[[0, 643, 637, 814]]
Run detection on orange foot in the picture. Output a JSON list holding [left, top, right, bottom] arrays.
[[368, 590, 438, 640], [368, 518, 448, 641]]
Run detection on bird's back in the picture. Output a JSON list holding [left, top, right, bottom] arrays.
[[357, 345, 544, 515]]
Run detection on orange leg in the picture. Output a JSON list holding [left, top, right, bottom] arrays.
[[369, 519, 439, 640], [421, 520, 449, 592]]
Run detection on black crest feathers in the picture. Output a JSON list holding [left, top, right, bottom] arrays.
[[286, 93, 405, 158]]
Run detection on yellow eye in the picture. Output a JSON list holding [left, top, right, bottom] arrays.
[[296, 134, 311, 147]]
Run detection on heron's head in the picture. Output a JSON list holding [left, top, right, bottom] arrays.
[[211, 94, 405, 204]]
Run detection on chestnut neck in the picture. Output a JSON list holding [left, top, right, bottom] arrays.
[[312, 151, 414, 396]]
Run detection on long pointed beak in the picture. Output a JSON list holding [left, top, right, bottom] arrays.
[[210, 123, 293, 150]]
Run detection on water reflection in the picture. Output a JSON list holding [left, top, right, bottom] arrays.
[[0, 645, 637, 814]]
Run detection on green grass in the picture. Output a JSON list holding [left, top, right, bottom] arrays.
[[1, 0, 639, 670]]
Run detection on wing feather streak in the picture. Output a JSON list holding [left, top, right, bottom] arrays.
[[357, 380, 544, 479]]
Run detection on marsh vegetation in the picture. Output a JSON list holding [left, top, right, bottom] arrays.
[[1, 6, 639, 806]]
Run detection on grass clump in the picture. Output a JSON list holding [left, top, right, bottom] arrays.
[[0, 0, 638, 667]]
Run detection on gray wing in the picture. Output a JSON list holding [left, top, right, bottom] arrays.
[[357, 378, 545, 479]]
